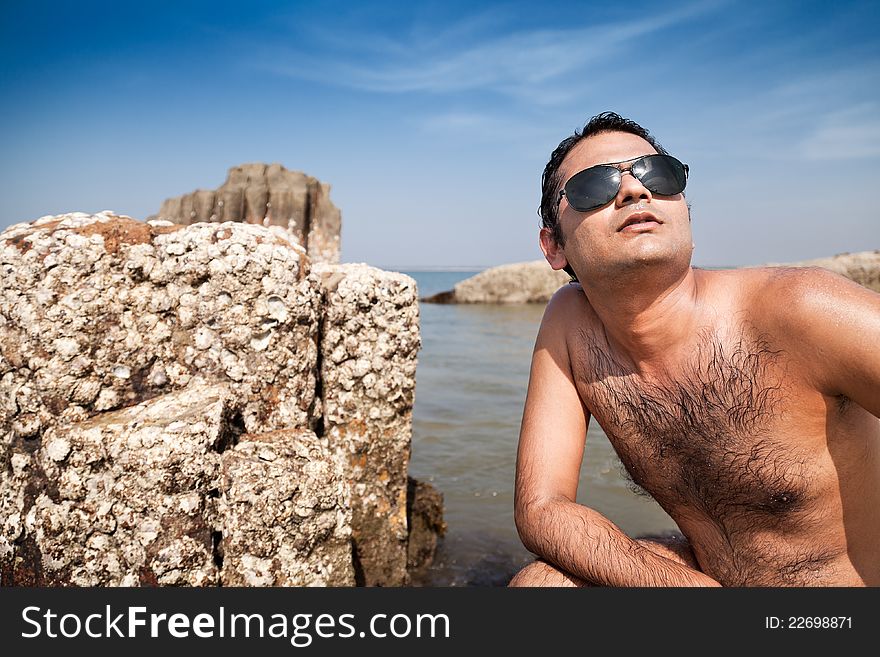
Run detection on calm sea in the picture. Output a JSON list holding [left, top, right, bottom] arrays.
[[396, 270, 678, 586]]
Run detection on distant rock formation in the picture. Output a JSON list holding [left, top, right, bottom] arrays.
[[0, 211, 441, 586], [765, 250, 880, 293], [150, 163, 341, 264], [422, 261, 570, 304], [423, 250, 880, 304]]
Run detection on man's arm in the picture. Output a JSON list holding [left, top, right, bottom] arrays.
[[768, 267, 880, 417], [514, 285, 720, 587]]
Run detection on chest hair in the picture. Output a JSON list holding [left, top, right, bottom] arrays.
[[573, 326, 807, 523]]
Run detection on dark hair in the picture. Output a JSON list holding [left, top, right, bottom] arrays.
[[539, 111, 668, 279]]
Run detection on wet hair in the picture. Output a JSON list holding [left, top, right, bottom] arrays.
[[539, 111, 668, 279]]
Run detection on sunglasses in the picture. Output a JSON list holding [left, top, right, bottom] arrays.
[[557, 154, 689, 212]]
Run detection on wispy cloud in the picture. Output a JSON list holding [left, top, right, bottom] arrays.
[[669, 56, 880, 163], [258, 2, 724, 98], [735, 64, 880, 160], [800, 104, 880, 160], [416, 110, 550, 144]]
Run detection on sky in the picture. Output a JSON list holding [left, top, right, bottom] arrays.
[[1, 0, 878, 269]]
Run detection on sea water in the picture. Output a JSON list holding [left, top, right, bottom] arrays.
[[398, 270, 679, 586]]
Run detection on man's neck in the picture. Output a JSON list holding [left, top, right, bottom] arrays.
[[579, 263, 704, 371]]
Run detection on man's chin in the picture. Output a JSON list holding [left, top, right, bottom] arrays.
[[615, 244, 690, 271]]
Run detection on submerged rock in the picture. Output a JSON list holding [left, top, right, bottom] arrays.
[[406, 476, 446, 572]]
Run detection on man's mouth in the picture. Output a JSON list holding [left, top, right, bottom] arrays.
[[618, 212, 662, 232]]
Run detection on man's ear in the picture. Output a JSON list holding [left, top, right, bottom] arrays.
[[539, 227, 568, 271]]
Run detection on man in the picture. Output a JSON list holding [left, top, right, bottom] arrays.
[[510, 112, 880, 586]]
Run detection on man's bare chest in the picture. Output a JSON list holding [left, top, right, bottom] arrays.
[[571, 327, 812, 518]]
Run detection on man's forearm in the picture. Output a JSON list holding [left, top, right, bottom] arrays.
[[518, 497, 720, 587]]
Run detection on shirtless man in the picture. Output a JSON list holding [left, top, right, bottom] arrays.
[[510, 112, 880, 586]]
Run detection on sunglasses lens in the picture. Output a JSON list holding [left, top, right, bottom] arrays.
[[564, 166, 619, 211], [634, 155, 688, 196]]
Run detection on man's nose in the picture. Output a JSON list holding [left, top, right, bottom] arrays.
[[616, 169, 652, 206]]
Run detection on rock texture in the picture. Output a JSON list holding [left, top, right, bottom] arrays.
[[406, 476, 446, 571], [1, 211, 437, 586], [1, 383, 354, 586], [766, 250, 880, 292], [0, 212, 318, 439], [316, 263, 421, 586], [151, 163, 341, 264], [218, 428, 354, 586], [3, 384, 232, 586]]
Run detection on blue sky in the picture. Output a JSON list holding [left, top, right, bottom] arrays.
[[1, 0, 878, 268]]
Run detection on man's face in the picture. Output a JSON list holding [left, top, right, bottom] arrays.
[[543, 130, 693, 281]]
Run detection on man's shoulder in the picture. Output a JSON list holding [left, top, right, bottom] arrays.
[[738, 266, 880, 403], [697, 264, 827, 285], [544, 281, 593, 322], [743, 265, 861, 306], [535, 282, 596, 350], [712, 265, 853, 304], [731, 265, 877, 338], [548, 280, 586, 304]]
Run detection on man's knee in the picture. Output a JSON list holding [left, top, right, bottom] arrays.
[[508, 560, 590, 587]]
